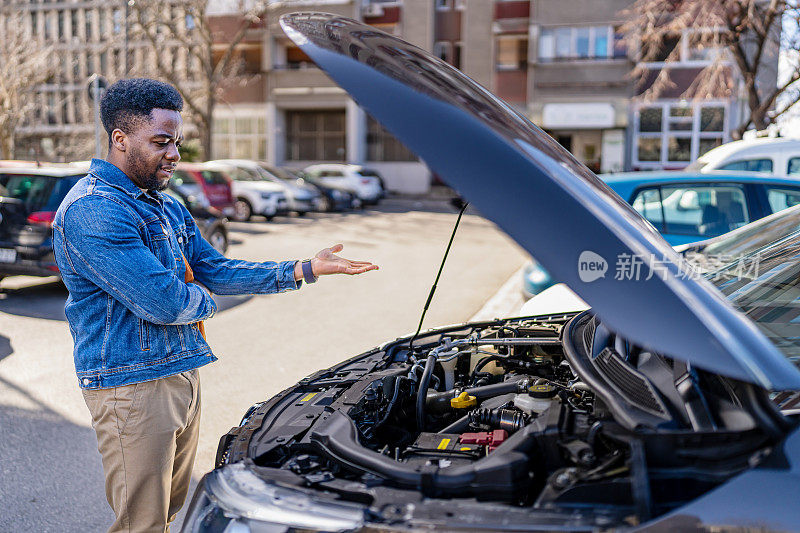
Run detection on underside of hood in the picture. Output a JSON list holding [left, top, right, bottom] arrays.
[[280, 13, 800, 390]]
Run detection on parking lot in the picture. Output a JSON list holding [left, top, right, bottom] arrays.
[[0, 197, 527, 532]]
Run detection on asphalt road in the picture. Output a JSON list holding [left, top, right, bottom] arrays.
[[0, 198, 527, 532]]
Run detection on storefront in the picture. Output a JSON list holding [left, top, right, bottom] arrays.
[[541, 102, 626, 173]]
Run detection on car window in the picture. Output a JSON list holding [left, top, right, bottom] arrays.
[[718, 158, 773, 173], [788, 157, 800, 176], [661, 184, 749, 237], [199, 171, 228, 185], [766, 187, 800, 213], [225, 168, 255, 182], [631, 188, 664, 230], [0, 174, 57, 212], [321, 171, 344, 178], [172, 170, 198, 186]]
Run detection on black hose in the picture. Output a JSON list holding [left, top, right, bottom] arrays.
[[426, 378, 528, 414], [416, 355, 436, 431], [375, 376, 404, 428], [470, 355, 507, 381], [438, 414, 470, 434]]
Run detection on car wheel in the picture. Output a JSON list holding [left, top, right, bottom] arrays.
[[233, 198, 252, 222], [319, 197, 333, 212], [352, 198, 363, 210], [265, 214, 275, 222], [208, 229, 228, 253], [295, 210, 307, 217]]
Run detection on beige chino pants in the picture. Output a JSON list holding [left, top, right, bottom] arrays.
[[83, 370, 201, 533]]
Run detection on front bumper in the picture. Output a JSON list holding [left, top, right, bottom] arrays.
[[181, 463, 366, 533], [0, 243, 59, 278]]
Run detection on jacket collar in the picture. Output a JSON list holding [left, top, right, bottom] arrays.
[[88, 158, 164, 204]]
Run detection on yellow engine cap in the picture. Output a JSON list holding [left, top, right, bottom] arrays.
[[450, 391, 477, 409]]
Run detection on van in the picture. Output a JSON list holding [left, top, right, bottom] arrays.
[[687, 137, 800, 176]]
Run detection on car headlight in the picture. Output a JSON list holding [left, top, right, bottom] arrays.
[[182, 463, 366, 533]]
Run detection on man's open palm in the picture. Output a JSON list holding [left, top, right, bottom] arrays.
[[312, 244, 379, 276]]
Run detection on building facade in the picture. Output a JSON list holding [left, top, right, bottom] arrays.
[[11, 0, 780, 192]]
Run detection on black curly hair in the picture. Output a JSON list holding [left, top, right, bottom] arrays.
[[100, 78, 183, 141]]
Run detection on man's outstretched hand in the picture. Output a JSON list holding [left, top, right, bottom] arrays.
[[294, 244, 379, 281]]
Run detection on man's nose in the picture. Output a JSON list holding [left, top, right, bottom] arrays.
[[166, 143, 180, 162]]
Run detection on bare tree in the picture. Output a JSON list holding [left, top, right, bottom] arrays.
[[620, 0, 800, 139], [0, 8, 59, 159], [129, 0, 269, 159]]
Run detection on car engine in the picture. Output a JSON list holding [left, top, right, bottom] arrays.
[[217, 313, 785, 525]]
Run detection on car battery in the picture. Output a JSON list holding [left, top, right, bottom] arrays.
[[402, 433, 483, 468]]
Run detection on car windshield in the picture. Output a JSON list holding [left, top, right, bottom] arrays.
[[172, 170, 198, 186], [0, 173, 80, 212], [708, 229, 800, 363], [199, 171, 228, 186], [258, 164, 295, 183], [702, 206, 800, 258]]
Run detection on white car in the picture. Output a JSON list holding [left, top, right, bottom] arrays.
[[689, 137, 800, 176], [203, 162, 287, 222], [211, 159, 321, 215], [303, 163, 384, 203]]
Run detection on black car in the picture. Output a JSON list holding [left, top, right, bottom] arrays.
[[0, 166, 228, 284], [284, 168, 359, 212], [0, 167, 85, 280]]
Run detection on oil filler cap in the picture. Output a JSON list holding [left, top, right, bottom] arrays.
[[528, 383, 557, 398], [450, 391, 477, 409]]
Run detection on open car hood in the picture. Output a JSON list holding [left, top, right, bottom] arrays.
[[281, 13, 800, 390]]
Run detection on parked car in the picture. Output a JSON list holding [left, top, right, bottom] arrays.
[[174, 163, 235, 219], [210, 159, 321, 216], [688, 136, 800, 176], [259, 163, 324, 215], [522, 169, 800, 297], [182, 14, 800, 533], [303, 163, 384, 204], [284, 167, 358, 211], [521, 202, 800, 317], [203, 162, 287, 222], [0, 166, 84, 280]]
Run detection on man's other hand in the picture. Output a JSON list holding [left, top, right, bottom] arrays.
[[294, 244, 379, 281]]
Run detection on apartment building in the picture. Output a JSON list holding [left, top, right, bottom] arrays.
[[11, 0, 780, 191]]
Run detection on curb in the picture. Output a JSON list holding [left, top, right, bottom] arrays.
[[470, 265, 526, 322]]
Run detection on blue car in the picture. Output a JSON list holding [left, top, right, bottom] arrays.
[[523, 170, 800, 297], [182, 13, 800, 532]]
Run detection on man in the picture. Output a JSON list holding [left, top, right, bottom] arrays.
[[52, 78, 378, 533]]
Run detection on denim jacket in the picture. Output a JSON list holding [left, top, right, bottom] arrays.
[[53, 159, 300, 390]]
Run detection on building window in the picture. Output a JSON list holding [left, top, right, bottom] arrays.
[[212, 113, 267, 160], [285, 110, 346, 162], [641, 29, 724, 65], [433, 41, 452, 63], [366, 115, 417, 162], [538, 25, 622, 61], [71, 10, 79, 38], [436, 0, 452, 10], [634, 102, 727, 168], [496, 35, 528, 70]]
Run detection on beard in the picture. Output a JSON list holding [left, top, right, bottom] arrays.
[[126, 144, 170, 191]]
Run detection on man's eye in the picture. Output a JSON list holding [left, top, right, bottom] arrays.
[[156, 141, 169, 146]]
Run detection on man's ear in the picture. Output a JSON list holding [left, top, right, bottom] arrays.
[[110, 129, 127, 152]]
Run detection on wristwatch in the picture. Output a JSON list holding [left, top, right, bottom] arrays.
[[301, 259, 318, 284]]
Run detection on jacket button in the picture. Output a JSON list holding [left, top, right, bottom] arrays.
[[178, 236, 183, 243], [82, 378, 90, 386]]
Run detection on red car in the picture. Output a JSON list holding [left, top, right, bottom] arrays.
[[174, 163, 235, 218]]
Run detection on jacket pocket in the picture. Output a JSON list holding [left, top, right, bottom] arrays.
[[138, 318, 150, 351]]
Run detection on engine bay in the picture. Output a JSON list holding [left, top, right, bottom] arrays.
[[217, 313, 788, 526]]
